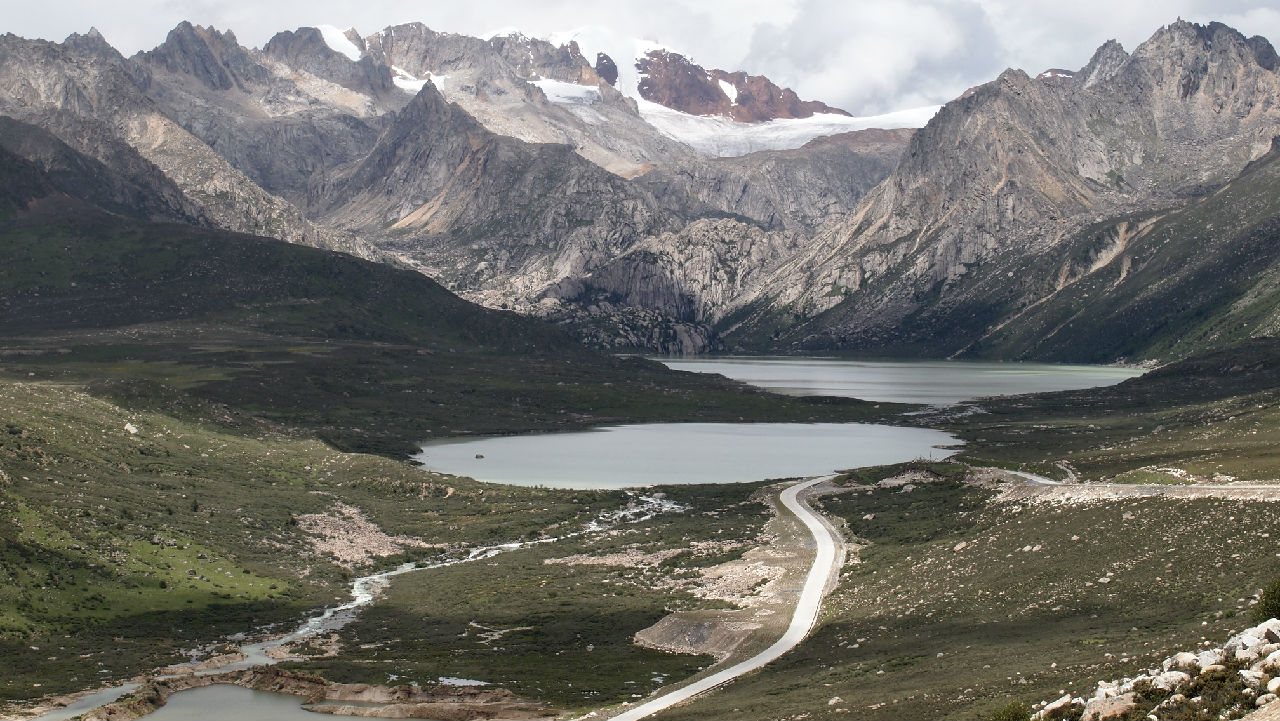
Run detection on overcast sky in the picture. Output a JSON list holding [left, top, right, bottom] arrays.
[[4, 0, 1280, 114]]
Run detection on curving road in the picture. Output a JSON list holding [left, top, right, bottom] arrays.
[[607, 475, 842, 721]]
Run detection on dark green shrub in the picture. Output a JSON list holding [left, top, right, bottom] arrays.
[[1255, 577, 1280, 623], [986, 700, 1031, 721]]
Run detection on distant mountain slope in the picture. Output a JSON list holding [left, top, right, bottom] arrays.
[[0, 30, 373, 258], [723, 20, 1280, 360], [958, 138, 1280, 362], [305, 80, 681, 308]]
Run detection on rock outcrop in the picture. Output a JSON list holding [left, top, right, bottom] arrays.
[[635, 49, 852, 122], [1032, 618, 1280, 721]]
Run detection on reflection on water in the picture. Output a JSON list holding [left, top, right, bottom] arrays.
[[658, 357, 1142, 405], [416, 422, 958, 488]]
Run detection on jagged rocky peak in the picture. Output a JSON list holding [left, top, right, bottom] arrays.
[[636, 48, 849, 121], [1074, 39, 1128, 89], [1131, 19, 1275, 71], [487, 33, 595, 82], [364, 23, 595, 87], [262, 25, 394, 98], [137, 21, 268, 91], [61, 26, 115, 55]]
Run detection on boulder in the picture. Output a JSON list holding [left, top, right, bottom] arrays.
[[1195, 649, 1224, 668], [1226, 631, 1263, 655], [1262, 649, 1280, 672], [1258, 693, 1278, 708], [1033, 695, 1080, 721], [1152, 671, 1191, 691], [1164, 652, 1199, 672], [1241, 669, 1266, 691], [1259, 618, 1280, 644], [1082, 692, 1136, 721], [1094, 680, 1123, 699], [1270, 677, 1280, 695]]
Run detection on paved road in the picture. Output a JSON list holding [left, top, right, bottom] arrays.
[[607, 475, 842, 721], [1007, 469, 1061, 485]]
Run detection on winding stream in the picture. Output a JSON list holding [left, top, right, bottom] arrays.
[[30, 494, 683, 720]]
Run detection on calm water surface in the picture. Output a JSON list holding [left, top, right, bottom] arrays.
[[415, 422, 958, 488], [658, 357, 1143, 405], [139, 685, 348, 720], [416, 358, 1138, 488]]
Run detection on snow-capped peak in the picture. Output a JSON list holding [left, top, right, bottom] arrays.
[[543, 26, 667, 101], [316, 24, 363, 62]]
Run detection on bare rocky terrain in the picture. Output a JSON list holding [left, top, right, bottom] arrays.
[[6, 19, 1278, 358]]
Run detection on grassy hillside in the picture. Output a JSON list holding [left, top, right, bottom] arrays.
[[0, 378, 620, 702]]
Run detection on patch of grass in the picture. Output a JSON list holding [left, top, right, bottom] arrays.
[[285, 481, 770, 710], [986, 700, 1032, 721]]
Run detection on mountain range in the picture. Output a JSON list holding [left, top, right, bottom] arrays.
[[2, 18, 1279, 360]]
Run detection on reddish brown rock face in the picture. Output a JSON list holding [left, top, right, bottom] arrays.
[[635, 50, 850, 122], [637, 49, 731, 115]]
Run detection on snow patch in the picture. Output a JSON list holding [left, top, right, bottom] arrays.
[[718, 79, 738, 104], [316, 25, 363, 62], [390, 65, 443, 94], [637, 99, 940, 157], [531, 78, 601, 105]]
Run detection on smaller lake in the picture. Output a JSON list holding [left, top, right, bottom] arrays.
[[137, 685, 346, 720], [415, 423, 958, 488], [657, 357, 1143, 405]]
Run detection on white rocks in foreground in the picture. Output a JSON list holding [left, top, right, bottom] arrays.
[[1033, 618, 1280, 720]]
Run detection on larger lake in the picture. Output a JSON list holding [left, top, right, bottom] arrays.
[[415, 422, 958, 488], [414, 358, 1139, 489], [658, 357, 1143, 405]]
